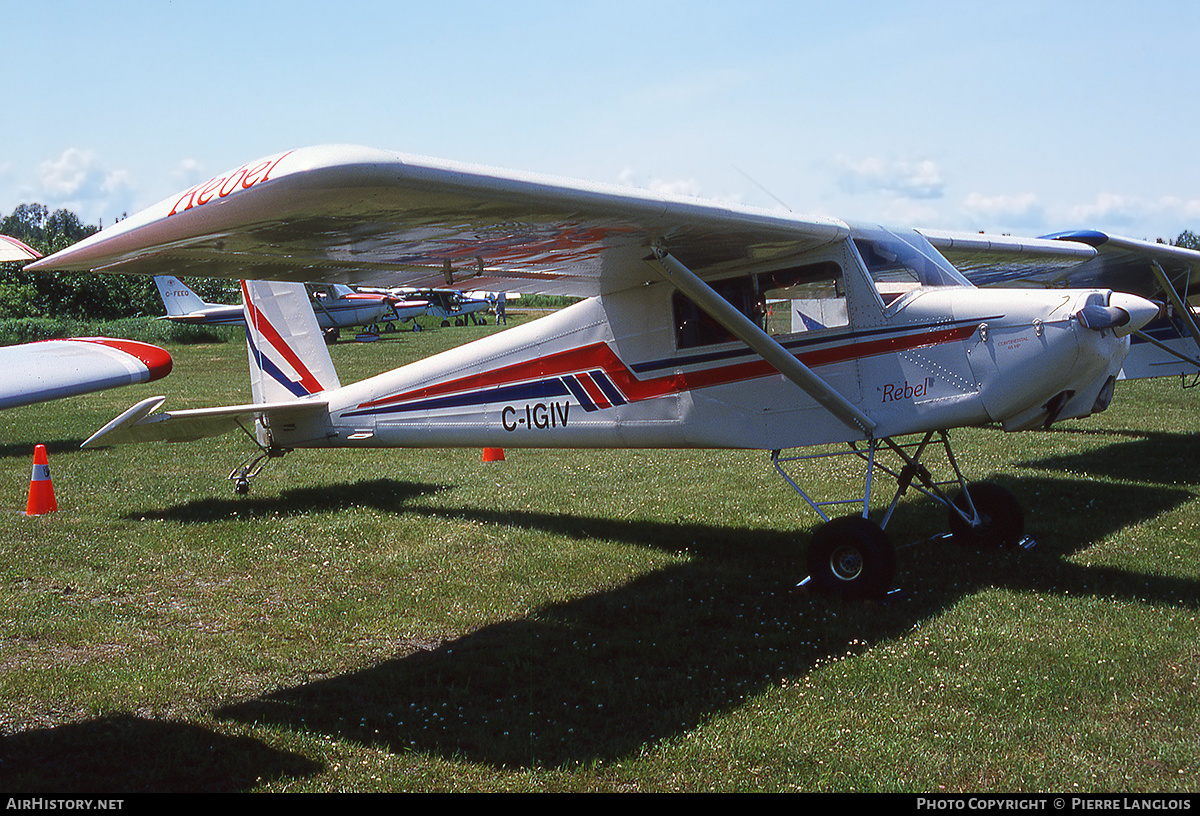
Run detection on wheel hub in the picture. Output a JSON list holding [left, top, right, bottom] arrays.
[[829, 545, 864, 582]]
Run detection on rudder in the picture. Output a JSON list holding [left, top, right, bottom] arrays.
[[154, 275, 209, 316], [243, 280, 341, 405]]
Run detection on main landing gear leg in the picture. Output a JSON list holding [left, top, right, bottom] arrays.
[[228, 419, 289, 495], [772, 431, 1028, 600]]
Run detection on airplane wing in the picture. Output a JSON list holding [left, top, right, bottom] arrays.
[[917, 229, 1100, 287], [1, 235, 41, 262], [81, 395, 330, 447], [920, 228, 1200, 300], [0, 338, 173, 410], [27, 145, 850, 297]]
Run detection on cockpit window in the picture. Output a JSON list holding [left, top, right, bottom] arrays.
[[853, 226, 971, 308]]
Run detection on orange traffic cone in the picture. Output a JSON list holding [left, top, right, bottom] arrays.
[[482, 447, 505, 463], [25, 444, 57, 516]]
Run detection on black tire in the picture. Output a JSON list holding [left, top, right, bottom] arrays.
[[807, 516, 896, 600], [948, 482, 1024, 548]]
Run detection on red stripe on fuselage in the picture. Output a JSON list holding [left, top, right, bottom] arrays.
[[575, 372, 612, 410], [356, 324, 978, 411]]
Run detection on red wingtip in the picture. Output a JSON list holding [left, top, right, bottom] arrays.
[[74, 338, 174, 381]]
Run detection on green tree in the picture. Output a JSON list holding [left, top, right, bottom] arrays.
[[0, 203, 161, 319]]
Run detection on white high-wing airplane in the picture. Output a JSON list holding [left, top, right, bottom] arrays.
[[420, 289, 492, 326], [154, 275, 417, 340], [355, 286, 493, 328], [27, 145, 1162, 598], [0, 236, 173, 410]]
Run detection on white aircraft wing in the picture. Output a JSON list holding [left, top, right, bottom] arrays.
[[917, 228, 1099, 287], [27, 145, 849, 297], [921, 227, 1200, 301], [0, 235, 41, 262], [0, 338, 173, 411]]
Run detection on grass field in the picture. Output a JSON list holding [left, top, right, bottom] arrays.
[[1, 312, 1197, 792]]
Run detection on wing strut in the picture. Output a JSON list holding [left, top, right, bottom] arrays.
[[1147, 261, 1200, 365], [651, 245, 877, 438]]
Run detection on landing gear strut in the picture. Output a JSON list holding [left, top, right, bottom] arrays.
[[228, 418, 289, 494], [773, 430, 1027, 599]]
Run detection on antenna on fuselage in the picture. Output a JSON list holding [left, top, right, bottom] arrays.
[[732, 164, 794, 212]]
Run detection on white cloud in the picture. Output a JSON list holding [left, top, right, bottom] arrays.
[[961, 191, 1046, 231], [836, 156, 945, 200], [35, 148, 136, 225], [616, 167, 704, 199], [170, 158, 206, 189], [1062, 192, 1141, 229]]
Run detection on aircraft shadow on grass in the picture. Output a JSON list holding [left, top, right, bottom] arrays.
[[0, 440, 88, 460], [121, 479, 452, 523], [4, 474, 1196, 786], [0, 713, 320, 793], [198, 473, 1200, 770], [1016, 427, 1200, 487]]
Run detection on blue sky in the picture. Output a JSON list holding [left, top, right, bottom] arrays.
[[4, 1, 1199, 241]]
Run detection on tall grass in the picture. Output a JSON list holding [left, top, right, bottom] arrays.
[[0, 316, 1196, 791]]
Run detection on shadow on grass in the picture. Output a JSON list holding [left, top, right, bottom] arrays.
[[210, 474, 1198, 770], [0, 439, 88, 460], [121, 479, 451, 523], [1017, 428, 1200, 486], [0, 713, 321, 793]]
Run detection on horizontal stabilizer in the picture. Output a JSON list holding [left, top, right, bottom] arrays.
[[82, 395, 329, 448]]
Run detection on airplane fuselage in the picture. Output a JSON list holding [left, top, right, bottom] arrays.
[[263, 251, 1131, 453]]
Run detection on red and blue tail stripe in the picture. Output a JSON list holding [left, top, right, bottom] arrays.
[[244, 281, 329, 397]]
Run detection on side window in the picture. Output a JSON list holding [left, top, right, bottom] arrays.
[[759, 261, 847, 336], [674, 261, 846, 349]]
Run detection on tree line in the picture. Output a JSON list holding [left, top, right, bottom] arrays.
[[0, 203, 236, 320], [3, 202, 1199, 322]]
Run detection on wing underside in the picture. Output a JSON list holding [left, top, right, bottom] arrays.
[[28, 146, 850, 298]]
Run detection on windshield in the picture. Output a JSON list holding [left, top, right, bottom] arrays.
[[852, 225, 971, 308]]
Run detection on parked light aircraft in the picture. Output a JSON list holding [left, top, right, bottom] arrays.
[[421, 289, 491, 326], [0, 236, 173, 409], [154, 275, 419, 340], [27, 146, 1162, 598], [354, 286, 491, 328]]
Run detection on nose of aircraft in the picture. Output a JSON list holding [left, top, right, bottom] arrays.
[[1075, 292, 1161, 337]]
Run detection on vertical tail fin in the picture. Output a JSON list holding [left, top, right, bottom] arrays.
[[154, 275, 210, 316], [242, 280, 341, 405]]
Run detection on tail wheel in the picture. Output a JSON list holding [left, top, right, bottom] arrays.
[[807, 516, 896, 600], [949, 482, 1024, 548]]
